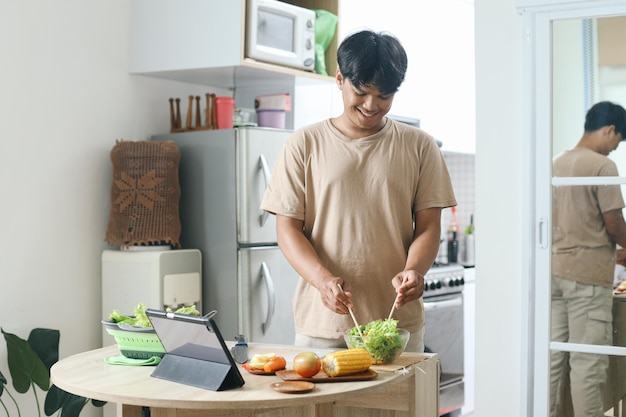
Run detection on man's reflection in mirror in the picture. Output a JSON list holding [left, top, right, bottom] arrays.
[[551, 101, 626, 417]]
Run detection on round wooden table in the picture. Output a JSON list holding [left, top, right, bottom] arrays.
[[51, 344, 439, 417]]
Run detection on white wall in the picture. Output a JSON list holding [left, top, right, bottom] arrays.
[[552, 19, 587, 156], [474, 0, 525, 416], [294, 0, 476, 154], [551, 18, 626, 164], [552, 19, 626, 202], [338, 0, 476, 154], [599, 68, 626, 200], [0, 2, 226, 416]]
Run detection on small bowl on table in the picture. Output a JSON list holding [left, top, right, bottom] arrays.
[[343, 328, 410, 364]]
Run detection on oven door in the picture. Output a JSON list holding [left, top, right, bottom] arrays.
[[424, 292, 465, 416]]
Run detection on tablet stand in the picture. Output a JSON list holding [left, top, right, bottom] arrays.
[[151, 353, 244, 391]]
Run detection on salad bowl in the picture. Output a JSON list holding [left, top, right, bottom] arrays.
[[344, 325, 410, 364]]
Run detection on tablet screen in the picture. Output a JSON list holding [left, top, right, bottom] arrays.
[[146, 309, 233, 365]]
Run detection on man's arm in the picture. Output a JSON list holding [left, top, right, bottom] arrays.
[[604, 208, 626, 248], [275, 214, 350, 314], [393, 207, 443, 307]]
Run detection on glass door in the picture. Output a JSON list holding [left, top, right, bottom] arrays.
[[526, 3, 626, 415]]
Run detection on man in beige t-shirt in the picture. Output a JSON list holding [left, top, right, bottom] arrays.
[[260, 30, 456, 351]]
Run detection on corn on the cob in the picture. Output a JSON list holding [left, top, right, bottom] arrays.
[[321, 348, 373, 377]]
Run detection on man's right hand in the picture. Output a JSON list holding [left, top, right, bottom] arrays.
[[326, 279, 353, 315], [276, 214, 351, 315]]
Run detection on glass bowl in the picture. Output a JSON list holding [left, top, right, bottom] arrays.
[[343, 328, 410, 364]]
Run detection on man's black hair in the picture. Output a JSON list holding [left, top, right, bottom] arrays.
[[336, 30, 408, 96], [585, 101, 626, 139]]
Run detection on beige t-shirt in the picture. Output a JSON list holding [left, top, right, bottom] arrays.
[[261, 119, 457, 338], [552, 147, 625, 288]]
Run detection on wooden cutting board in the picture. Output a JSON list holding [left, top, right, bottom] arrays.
[[370, 353, 429, 373], [275, 369, 377, 383]]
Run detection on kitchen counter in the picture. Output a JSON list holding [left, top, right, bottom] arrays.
[[51, 344, 440, 417], [463, 266, 475, 283]]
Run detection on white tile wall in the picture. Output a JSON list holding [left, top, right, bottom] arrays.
[[441, 151, 476, 264]]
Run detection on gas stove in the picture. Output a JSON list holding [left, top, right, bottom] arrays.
[[423, 264, 465, 298]]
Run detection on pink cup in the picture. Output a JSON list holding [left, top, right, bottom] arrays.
[[216, 97, 234, 129]]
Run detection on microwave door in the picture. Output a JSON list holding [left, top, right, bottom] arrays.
[[236, 128, 290, 245]]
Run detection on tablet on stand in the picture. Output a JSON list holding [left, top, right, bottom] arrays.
[[146, 308, 245, 391]]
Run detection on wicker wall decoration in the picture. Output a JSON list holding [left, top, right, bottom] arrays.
[[106, 140, 181, 248]]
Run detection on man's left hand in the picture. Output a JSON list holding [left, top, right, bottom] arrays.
[[391, 270, 425, 308]]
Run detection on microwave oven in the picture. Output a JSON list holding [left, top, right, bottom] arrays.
[[246, 0, 316, 71]]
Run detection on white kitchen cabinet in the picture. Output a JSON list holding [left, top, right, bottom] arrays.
[[129, 0, 339, 88]]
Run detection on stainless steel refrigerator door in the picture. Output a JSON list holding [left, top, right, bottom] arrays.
[[238, 246, 299, 344], [236, 128, 291, 245]]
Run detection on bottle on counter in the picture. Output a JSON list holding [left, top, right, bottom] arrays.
[[447, 222, 459, 264], [445, 207, 460, 264]]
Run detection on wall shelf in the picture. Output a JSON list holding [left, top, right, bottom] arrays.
[[130, 0, 338, 88]]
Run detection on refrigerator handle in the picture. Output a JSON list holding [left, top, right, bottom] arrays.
[[258, 155, 271, 227], [260, 261, 276, 335]]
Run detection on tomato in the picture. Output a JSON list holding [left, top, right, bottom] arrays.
[[293, 352, 321, 378]]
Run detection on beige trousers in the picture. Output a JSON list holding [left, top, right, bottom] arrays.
[[550, 276, 613, 417]]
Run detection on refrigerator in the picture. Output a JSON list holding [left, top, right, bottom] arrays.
[[152, 127, 299, 345]]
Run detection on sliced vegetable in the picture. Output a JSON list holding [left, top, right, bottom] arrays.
[[249, 353, 277, 369], [263, 356, 287, 373], [172, 305, 201, 315], [108, 303, 201, 327]]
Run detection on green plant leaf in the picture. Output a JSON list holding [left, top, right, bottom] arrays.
[[44, 384, 65, 414], [44, 385, 87, 417], [28, 329, 59, 372], [1, 328, 50, 393], [0, 370, 6, 396], [2, 326, 103, 416]]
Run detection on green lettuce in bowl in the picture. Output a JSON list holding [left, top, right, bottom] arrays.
[[344, 319, 410, 364], [107, 303, 201, 329], [102, 303, 202, 359]]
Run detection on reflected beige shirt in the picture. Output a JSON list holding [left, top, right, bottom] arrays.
[[261, 119, 456, 339], [552, 147, 624, 288]]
